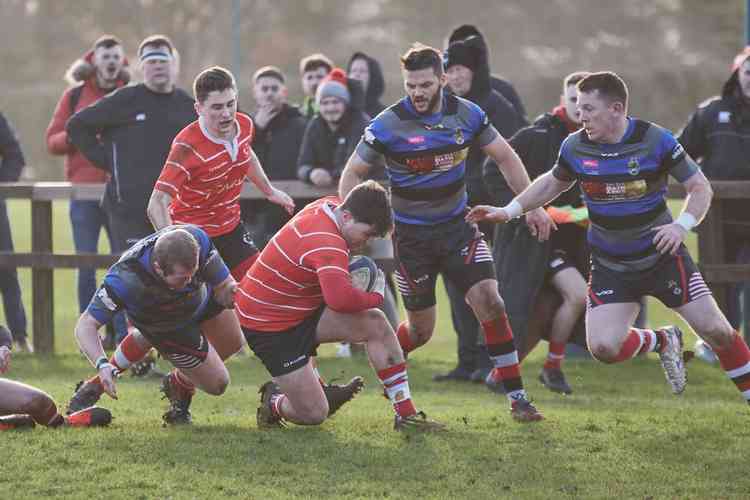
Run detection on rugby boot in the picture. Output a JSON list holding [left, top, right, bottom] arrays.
[[131, 351, 165, 379], [65, 407, 113, 427], [66, 378, 104, 415], [510, 397, 544, 422], [538, 367, 573, 395], [160, 373, 193, 425], [256, 381, 285, 429], [393, 411, 446, 433], [323, 376, 364, 416], [658, 326, 687, 395], [0, 414, 36, 430]]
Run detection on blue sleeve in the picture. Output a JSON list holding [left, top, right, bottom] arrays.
[[188, 225, 230, 286], [659, 128, 698, 182], [86, 275, 126, 325], [552, 137, 578, 182]]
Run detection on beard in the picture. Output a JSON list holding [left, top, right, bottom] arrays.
[[412, 90, 442, 115]]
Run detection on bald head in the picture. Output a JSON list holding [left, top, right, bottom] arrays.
[[153, 228, 199, 275]]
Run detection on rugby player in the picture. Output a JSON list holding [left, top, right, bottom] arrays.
[[339, 44, 553, 421], [0, 325, 110, 430], [467, 71, 750, 403], [239, 181, 444, 431], [72, 226, 241, 424]]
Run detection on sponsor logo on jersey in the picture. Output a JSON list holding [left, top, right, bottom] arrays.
[[454, 129, 465, 145], [407, 135, 425, 144], [595, 289, 614, 296], [718, 111, 731, 123], [583, 159, 599, 169], [671, 142, 684, 160], [581, 179, 647, 201]]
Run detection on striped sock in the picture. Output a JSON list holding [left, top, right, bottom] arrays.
[[396, 322, 416, 355], [543, 341, 566, 370], [714, 332, 750, 404], [111, 329, 150, 373], [483, 314, 527, 402], [37, 400, 65, 428], [171, 369, 196, 398], [612, 328, 662, 362], [270, 393, 287, 418], [377, 362, 417, 417]]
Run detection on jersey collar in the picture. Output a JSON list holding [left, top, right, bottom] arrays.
[[198, 116, 241, 161]]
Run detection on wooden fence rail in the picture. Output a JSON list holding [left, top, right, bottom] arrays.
[[1, 180, 750, 354]]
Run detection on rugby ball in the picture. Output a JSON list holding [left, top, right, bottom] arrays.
[[349, 255, 378, 291]]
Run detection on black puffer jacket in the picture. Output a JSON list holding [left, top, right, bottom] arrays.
[[347, 52, 386, 118], [446, 24, 527, 120], [252, 103, 307, 181], [0, 112, 25, 182]]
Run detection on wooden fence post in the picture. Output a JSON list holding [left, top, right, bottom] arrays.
[[31, 199, 54, 354]]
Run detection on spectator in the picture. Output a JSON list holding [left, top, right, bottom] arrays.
[[67, 34, 196, 254], [299, 53, 333, 119], [0, 112, 30, 353], [297, 68, 371, 187], [483, 72, 591, 394], [446, 24, 528, 121], [347, 52, 387, 118], [433, 35, 526, 384], [242, 66, 307, 247], [678, 47, 750, 348], [45, 35, 130, 345]]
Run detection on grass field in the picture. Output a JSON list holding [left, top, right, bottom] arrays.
[[3, 200, 749, 499]]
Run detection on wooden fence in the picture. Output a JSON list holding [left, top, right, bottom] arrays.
[[1, 180, 749, 354]]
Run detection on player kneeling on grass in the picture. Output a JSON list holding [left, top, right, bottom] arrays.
[[71, 225, 243, 425], [0, 325, 111, 430], [238, 181, 444, 431]]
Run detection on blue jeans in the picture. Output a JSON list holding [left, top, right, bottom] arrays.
[[0, 198, 27, 340], [69, 200, 127, 342]]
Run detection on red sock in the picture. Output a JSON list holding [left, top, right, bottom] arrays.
[[171, 369, 196, 398], [377, 362, 417, 417], [483, 315, 525, 399], [111, 330, 150, 372], [230, 252, 259, 281], [544, 341, 566, 370], [714, 332, 750, 403], [396, 322, 416, 355], [36, 399, 64, 427], [270, 393, 287, 418]]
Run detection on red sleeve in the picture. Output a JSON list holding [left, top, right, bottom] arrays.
[[319, 272, 383, 313], [46, 90, 74, 155], [154, 141, 192, 197]]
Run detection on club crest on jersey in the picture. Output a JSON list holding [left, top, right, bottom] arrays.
[[454, 129, 464, 145], [627, 157, 640, 176]]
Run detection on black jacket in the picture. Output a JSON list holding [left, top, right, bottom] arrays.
[[445, 34, 526, 205], [347, 52, 387, 118], [485, 112, 588, 347], [0, 112, 25, 182], [66, 84, 196, 214], [446, 24, 527, 120], [252, 103, 307, 181], [297, 109, 372, 182]]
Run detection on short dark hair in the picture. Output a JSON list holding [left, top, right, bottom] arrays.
[[341, 180, 393, 237], [193, 66, 236, 103], [153, 228, 199, 275], [299, 53, 333, 75], [577, 71, 629, 108], [400, 43, 443, 76], [253, 65, 285, 84], [93, 35, 122, 51], [563, 71, 590, 90], [138, 34, 174, 57]]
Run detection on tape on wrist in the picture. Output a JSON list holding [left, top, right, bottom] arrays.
[[675, 212, 697, 232], [504, 200, 524, 219]]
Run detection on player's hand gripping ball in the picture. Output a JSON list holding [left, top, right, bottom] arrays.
[[348, 255, 380, 292]]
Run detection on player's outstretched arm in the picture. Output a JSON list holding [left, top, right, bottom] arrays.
[[147, 189, 173, 230], [246, 148, 295, 214], [467, 172, 571, 225], [338, 152, 372, 199], [653, 170, 713, 255], [75, 312, 118, 399]]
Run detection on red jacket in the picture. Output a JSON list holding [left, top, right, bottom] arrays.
[[46, 77, 126, 183]]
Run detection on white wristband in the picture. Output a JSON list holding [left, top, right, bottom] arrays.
[[675, 212, 697, 232], [503, 200, 524, 219]]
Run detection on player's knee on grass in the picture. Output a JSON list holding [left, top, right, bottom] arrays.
[[205, 373, 230, 396], [294, 396, 329, 425], [22, 390, 55, 422]]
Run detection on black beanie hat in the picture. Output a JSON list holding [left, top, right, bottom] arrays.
[[443, 41, 480, 72]]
